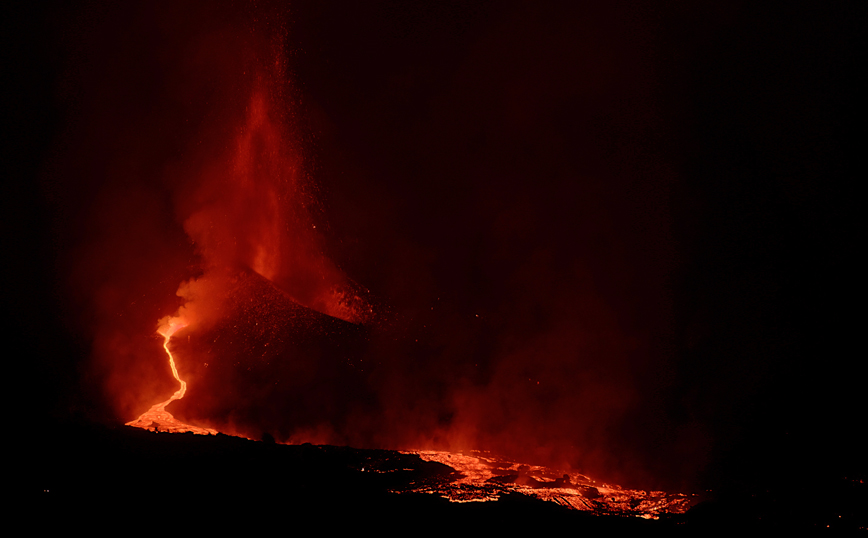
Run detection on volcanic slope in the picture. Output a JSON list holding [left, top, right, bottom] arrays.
[[167, 267, 371, 441]]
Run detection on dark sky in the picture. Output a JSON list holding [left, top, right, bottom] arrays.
[[6, 1, 862, 492]]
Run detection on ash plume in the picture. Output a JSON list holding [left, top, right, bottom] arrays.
[[28, 1, 858, 495]]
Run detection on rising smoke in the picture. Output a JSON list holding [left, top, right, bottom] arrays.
[[43, 1, 710, 492]]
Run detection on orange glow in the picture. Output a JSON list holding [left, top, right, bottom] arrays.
[[104, 10, 693, 516], [125, 316, 216, 435], [121, 55, 371, 434], [401, 450, 695, 518], [177, 83, 371, 325]]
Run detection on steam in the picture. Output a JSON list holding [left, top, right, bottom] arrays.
[[48, 2, 688, 492], [47, 2, 366, 427], [175, 83, 363, 324]]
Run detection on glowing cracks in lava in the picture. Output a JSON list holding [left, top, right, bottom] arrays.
[[405, 451, 695, 518], [126, 317, 217, 435]]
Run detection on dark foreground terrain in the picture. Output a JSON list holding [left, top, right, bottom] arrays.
[[32, 420, 865, 533]]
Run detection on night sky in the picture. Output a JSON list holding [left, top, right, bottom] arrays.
[[7, 1, 862, 493]]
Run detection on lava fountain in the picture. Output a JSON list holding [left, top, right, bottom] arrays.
[[70, 3, 697, 519], [118, 8, 369, 438]]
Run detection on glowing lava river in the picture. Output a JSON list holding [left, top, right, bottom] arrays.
[[121, 312, 694, 519], [125, 317, 217, 435], [400, 450, 695, 518]]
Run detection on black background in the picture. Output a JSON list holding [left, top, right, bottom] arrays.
[[6, 1, 862, 495]]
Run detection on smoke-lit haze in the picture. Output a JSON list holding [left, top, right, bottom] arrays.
[[11, 1, 860, 494]]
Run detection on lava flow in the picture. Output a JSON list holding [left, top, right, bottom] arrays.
[[400, 450, 696, 518], [125, 317, 216, 435]]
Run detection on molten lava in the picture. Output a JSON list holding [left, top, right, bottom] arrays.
[[405, 451, 695, 517], [125, 317, 216, 435]]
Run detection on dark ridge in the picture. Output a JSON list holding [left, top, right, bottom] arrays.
[[34, 420, 866, 532], [168, 268, 372, 442]]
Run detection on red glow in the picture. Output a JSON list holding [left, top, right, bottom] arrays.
[[177, 82, 370, 324], [61, 3, 687, 504], [28, 4, 862, 524], [122, 24, 371, 435]]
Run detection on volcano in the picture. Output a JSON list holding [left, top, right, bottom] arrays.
[[15, 1, 864, 531], [160, 267, 371, 442]]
